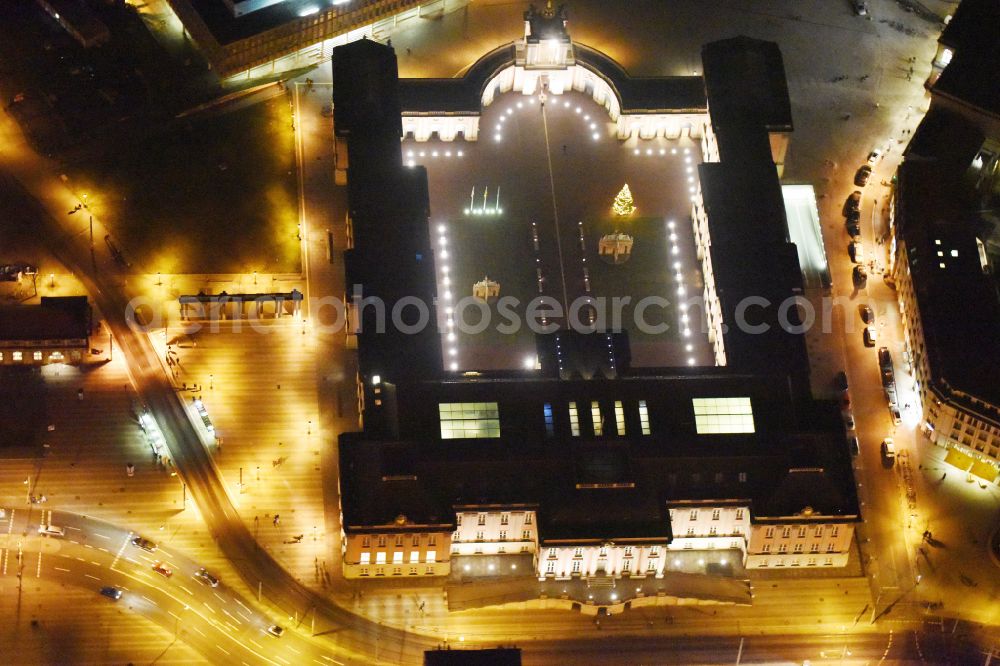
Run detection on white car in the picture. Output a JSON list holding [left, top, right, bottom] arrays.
[[267, 625, 285, 638], [867, 148, 883, 164]]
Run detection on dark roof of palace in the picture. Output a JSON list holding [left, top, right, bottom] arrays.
[[0, 297, 90, 341]]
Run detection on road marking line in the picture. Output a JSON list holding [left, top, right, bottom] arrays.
[[90, 561, 101, 566], [287, 646, 301, 655], [168, 611, 181, 621], [236, 610, 252, 623], [84, 574, 100, 581], [235, 598, 252, 614], [203, 602, 217, 614], [142, 595, 158, 607], [224, 621, 240, 633], [54, 567, 70, 572], [216, 645, 231, 656], [2, 547, 7, 575], [83, 543, 93, 548], [320, 657, 344, 665], [158, 548, 174, 559], [66, 526, 81, 531], [36, 552, 41, 577], [274, 656, 290, 665], [76, 557, 86, 562], [223, 609, 242, 625], [109, 535, 129, 571], [69, 540, 80, 545], [191, 625, 207, 638], [178, 584, 194, 596], [248, 639, 263, 650], [93, 532, 110, 539], [213, 591, 226, 603], [98, 548, 108, 553]]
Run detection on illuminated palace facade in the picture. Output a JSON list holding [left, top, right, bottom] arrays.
[[330, 8, 858, 610]]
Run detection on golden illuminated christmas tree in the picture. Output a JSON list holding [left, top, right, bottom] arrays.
[[611, 183, 636, 217]]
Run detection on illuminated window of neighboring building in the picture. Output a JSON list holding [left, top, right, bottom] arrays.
[[572, 560, 581, 573], [939, 47, 953, 66], [439, 402, 500, 439], [622, 559, 631, 572], [33, 351, 42, 361], [522, 530, 531, 540], [831, 526, 839, 537], [376, 552, 386, 565], [647, 560, 656, 572], [735, 509, 744, 520], [548, 548, 557, 559], [569, 402, 580, 437], [362, 536, 370, 548], [410, 551, 419, 563], [13, 351, 23, 361], [393, 551, 403, 564], [692, 397, 755, 434], [360, 552, 370, 565], [377, 536, 386, 548], [650, 546, 659, 557], [426, 552, 435, 563], [499, 530, 507, 541], [712, 509, 720, 521], [546, 561, 555, 574], [500, 513, 509, 525], [638, 400, 651, 435], [477, 513, 486, 525], [395, 535, 404, 547], [614, 400, 626, 436], [543, 403, 554, 437], [591, 401, 603, 436], [524, 513, 532, 525]]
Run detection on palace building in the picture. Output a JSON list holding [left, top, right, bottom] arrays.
[[331, 6, 859, 612]]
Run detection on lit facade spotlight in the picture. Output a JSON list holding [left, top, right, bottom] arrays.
[[646, 148, 652, 155], [592, 133, 599, 140], [563, 101, 570, 107], [517, 101, 523, 108], [432, 151, 439, 157], [671, 148, 677, 154], [445, 151, 452, 157], [419, 151, 426, 157], [451, 362, 458, 371], [494, 134, 502, 142], [523, 356, 536, 369], [457, 150, 464, 157], [440, 249, 449, 258], [407, 161, 415, 167], [659, 148, 666, 155], [685, 344, 693, 351], [688, 358, 695, 365]]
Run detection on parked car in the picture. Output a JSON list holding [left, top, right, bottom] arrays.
[[881, 437, 896, 465], [845, 208, 861, 225], [867, 147, 882, 164], [194, 568, 219, 587], [854, 164, 873, 187], [860, 304, 874, 324], [152, 562, 172, 578], [864, 325, 877, 347], [100, 586, 123, 601], [834, 371, 849, 392], [846, 221, 861, 238], [852, 0, 869, 16], [131, 536, 157, 552], [848, 435, 860, 456], [853, 264, 868, 288], [843, 190, 862, 215], [849, 241, 864, 263], [878, 347, 893, 371], [890, 405, 902, 425], [267, 625, 285, 638]]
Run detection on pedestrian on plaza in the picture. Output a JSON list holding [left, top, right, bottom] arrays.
[[273, 514, 280, 526]]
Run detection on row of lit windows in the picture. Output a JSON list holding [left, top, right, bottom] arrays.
[[675, 508, 745, 522], [361, 534, 438, 548], [456, 512, 532, 527], [763, 525, 840, 539], [454, 530, 532, 541], [760, 543, 838, 554], [560, 400, 651, 438], [0, 351, 60, 362], [359, 551, 436, 565], [756, 557, 836, 568], [357, 566, 438, 576]]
